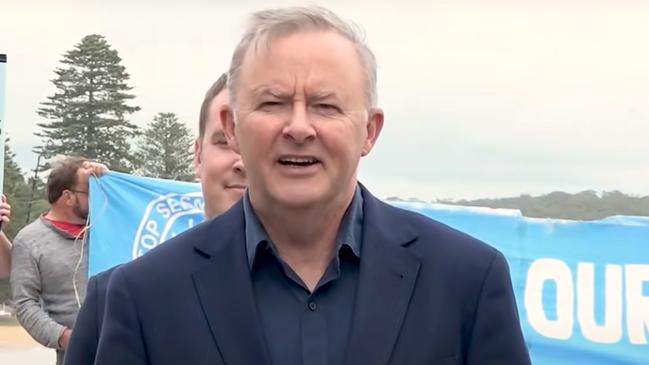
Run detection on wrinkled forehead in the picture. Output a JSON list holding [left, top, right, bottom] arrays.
[[237, 31, 365, 99], [245, 29, 360, 68]]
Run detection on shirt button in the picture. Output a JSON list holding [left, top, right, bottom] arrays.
[[308, 301, 317, 311]]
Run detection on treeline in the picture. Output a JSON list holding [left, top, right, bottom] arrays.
[[387, 190, 649, 220]]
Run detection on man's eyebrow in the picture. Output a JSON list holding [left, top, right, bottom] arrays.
[[309, 90, 342, 103], [251, 86, 288, 98], [311, 90, 337, 99]]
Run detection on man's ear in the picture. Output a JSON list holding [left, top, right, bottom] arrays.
[[220, 105, 240, 153], [361, 107, 384, 156], [62, 190, 75, 207], [193, 137, 202, 178]]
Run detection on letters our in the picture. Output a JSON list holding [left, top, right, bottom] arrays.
[[524, 258, 649, 345]]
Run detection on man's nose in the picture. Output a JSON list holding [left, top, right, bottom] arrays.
[[232, 157, 245, 175], [282, 104, 316, 144]]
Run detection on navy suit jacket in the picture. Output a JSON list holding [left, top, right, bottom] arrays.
[[64, 266, 117, 365], [90, 186, 530, 365]]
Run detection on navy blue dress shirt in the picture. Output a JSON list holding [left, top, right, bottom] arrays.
[[243, 186, 364, 365]]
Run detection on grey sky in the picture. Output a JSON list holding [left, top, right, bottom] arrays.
[[1, 0, 648, 200]]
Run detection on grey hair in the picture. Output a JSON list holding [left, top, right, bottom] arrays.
[[227, 6, 378, 111]]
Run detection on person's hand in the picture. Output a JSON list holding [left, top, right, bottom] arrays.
[[58, 328, 72, 349], [79, 161, 109, 183], [83, 161, 109, 177], [0, 194, 11, 225]]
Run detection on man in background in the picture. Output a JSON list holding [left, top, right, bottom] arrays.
[[64, 73, 246, 365], [193, 73, 247, 218], [10, 157, 105, 365]]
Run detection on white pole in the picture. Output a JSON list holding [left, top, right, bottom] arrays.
[[0, 54, 6, 192]]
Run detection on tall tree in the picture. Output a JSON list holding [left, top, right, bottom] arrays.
[[36, 34, 140, 171], [135, 112, 195, 181]]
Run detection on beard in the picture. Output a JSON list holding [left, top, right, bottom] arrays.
[[72, 203, 88, 221]]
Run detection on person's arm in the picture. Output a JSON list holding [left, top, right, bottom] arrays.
[[0, 194, 12, 278], [10, 236, 67, 349], [465, 251, 531, 365], [0, 232, 10, 279]]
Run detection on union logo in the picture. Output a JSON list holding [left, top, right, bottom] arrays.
[[132, 192, 205, 259]]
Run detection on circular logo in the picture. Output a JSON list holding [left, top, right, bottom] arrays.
[[132, 192, 205, 259]]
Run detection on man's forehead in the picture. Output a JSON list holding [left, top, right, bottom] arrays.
[[248, 29, 353, 58], [237, 31, 364, 98], [204, 91, 227, 133], [210, 90, 228, 109], [75, 167, 90, 183], [251, 85, 341, 99]]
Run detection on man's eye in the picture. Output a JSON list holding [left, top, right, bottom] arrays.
[[259, 101, 283, 110], [314, 103, 340, 113]]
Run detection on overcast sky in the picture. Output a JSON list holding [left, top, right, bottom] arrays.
[[1, 0, 648, 200]]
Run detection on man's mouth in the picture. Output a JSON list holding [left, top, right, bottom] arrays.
[[277, 155, 321, 167], [225, 184, 246, 190]]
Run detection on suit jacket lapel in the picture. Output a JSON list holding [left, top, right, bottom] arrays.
[[345, 188, 421, 365], [191, 203, 272, 365]]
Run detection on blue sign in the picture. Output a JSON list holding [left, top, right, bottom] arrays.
[[89, 172, 649, 364], [88, 172, 203, 275], [390, 202, 649, 365]]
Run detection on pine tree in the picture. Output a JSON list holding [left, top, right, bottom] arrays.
[[36, 34, 140, 171], [2, 139, 47, 240], [135, 112, 195, 181]]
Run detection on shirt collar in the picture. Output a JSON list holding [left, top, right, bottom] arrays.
[[243, 185, 364, 270]]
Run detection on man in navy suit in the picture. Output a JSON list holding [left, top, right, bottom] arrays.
[[91, 6, 531, 365], [64, 74, 246, 364]]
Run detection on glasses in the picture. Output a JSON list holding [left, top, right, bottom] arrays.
[[69, 189, 88, 195]]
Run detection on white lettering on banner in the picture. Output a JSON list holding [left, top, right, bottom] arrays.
[[577, 263, 623, 343], [132, 192, 204, 259], [155, 201, 172, 219], [626, 265, 649, 345], [525, 259, 649, 345], [525, 258, 574, 340], [154, 196, 204, 219]]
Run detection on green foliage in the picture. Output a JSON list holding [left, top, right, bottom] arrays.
[[2, 141, 48, 240], [440, 190, 649, 220], [36, 34, 140, 172], [134, 112, 195, 181]]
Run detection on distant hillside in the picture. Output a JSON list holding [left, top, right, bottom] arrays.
[[388, 190, 649, 220]]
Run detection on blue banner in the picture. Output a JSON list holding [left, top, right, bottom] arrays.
[[89, 172, 203, 275], [89, 172, 649, 364]]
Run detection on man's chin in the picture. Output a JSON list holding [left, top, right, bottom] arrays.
[[225, 186, 246, 200], [73, 208, 89, 222]]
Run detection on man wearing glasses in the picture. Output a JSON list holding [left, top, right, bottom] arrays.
[[10, 156, 105, 365]]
